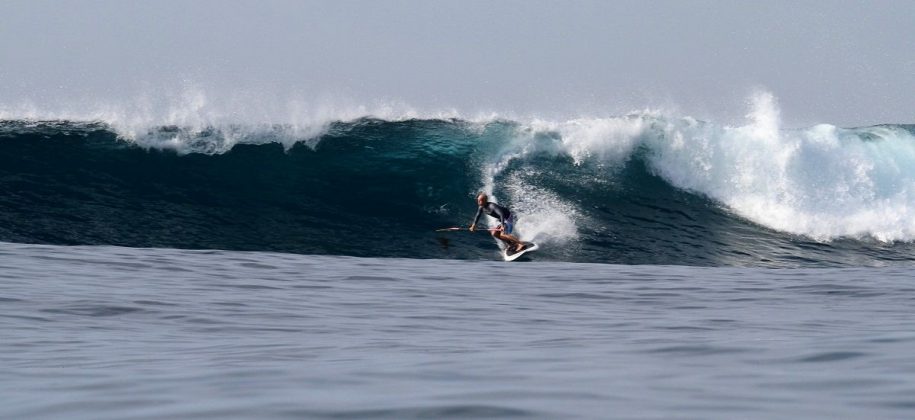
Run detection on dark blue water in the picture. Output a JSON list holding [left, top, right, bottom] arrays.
[[3, 242, 915, 419], [3, 118, 915, 267]]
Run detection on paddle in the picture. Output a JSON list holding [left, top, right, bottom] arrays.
[[435, 227, 501, 232]]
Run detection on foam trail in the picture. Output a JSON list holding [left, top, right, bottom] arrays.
[[474, 124, 579, 248], [503, 173, 580, 244]]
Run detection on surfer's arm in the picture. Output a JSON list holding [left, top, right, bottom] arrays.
[[470, 207, 483, 230]]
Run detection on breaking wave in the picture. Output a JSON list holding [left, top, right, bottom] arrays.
[[2, 93, 915, 266]]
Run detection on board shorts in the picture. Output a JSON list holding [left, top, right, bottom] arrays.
[[502, 215, 515, 234]]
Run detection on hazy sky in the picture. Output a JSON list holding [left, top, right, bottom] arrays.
[[1, 0, 913, 126]]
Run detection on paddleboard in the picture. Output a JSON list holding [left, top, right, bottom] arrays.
[[503, 242, 539, 262]]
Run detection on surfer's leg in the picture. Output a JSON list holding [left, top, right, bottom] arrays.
[[506, 234, 525, 251], [491, 230, 511, 249], [500, 218, 524, 251], [496, 232, 524, 252]]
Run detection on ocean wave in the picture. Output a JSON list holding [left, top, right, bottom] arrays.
[[2, 93, 915, 265]]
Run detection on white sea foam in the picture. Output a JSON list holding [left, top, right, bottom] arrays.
[[503, 91, 915, 242], [0, 86, 467, 154], [502, 172, 580, 244], [648, 93, 915, 241]]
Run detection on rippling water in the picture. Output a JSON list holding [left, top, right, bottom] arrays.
[[3, 242, 915, 419]]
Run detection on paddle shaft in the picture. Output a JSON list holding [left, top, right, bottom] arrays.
[[436, 227, 501, 232]]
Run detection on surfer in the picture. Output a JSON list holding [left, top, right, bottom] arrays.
[[470, 193, 526, 253]]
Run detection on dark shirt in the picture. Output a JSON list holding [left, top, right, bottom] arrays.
[[473, 202, 512, 226]]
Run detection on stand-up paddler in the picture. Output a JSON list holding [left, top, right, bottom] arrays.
[[469, 193, 525, 253]]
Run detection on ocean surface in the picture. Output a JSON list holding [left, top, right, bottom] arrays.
[[4, 103, 915, 418], [3, 242, 915, 419]]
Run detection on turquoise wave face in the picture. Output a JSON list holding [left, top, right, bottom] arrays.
[[2, 118, 915, 266]]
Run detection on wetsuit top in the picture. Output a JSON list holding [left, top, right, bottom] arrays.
[[473, 202, 512, 226]]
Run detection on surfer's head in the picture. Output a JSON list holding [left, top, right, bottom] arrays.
[[476, 193, 488, 206]]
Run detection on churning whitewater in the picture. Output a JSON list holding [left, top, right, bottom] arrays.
[[2, 93, 915, 266]]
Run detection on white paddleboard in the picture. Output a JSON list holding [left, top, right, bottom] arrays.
[[503, 242, 539, 261]]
